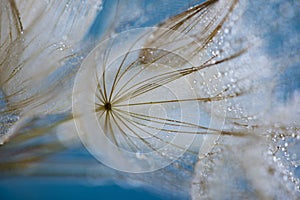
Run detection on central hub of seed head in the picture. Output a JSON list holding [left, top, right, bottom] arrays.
[[104, 102, 112, 111]]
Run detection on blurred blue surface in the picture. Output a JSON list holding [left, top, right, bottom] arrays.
[[0, 178, 164, 200]]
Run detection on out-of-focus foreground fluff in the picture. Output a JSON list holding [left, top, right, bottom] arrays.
[[0, 0, 300, 199]]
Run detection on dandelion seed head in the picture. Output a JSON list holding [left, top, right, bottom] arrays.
[[1, 0, 300, 198]]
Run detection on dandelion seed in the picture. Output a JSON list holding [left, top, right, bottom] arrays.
[[0, 0, 300, 199]]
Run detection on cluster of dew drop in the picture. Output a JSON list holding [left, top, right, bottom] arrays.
[[267, 124, 300, 193], [0, 90, 20, 142], [191, 0, 300, 199], [0, 114, 19, 139], [191, 2, 257, 128]]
